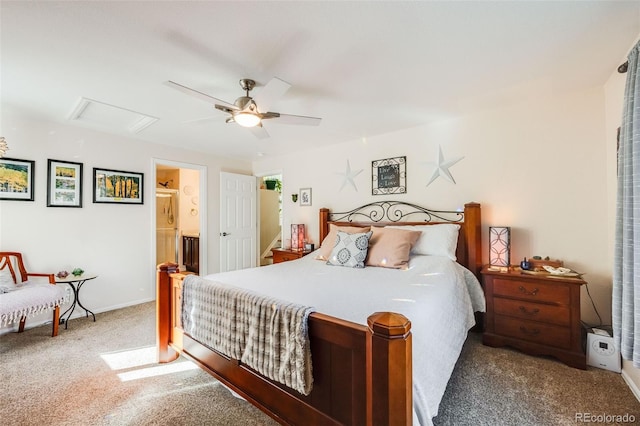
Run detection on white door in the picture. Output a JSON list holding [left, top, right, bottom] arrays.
[[220, 172, 257, 272]]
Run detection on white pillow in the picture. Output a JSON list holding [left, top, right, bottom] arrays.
[[326, 230, 372, 268], [315, 224, 371, 261], [386, 224, 460, 260]]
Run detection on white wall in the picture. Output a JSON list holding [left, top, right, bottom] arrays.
[[254, 86, 610, 326], [0, 109, 251, 330]]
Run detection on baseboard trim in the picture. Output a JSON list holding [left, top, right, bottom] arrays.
[[0, 298, 155, 335], [91, 297, 155, 315], [622, 369, 640, 403]]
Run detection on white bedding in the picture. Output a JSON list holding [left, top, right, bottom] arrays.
[[204, 253, 485, 425]]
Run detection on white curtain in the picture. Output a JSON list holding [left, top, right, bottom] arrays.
[[614, 40, 640, 367]]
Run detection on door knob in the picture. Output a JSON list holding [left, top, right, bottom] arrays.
[[221, 232, 230, 236]]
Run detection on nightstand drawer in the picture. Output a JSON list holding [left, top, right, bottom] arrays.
[[271, 248, 311, 264], [493, 278, 570, 304], [275, 252, 300, 263], [494, 298, 570, 326], [494, 315, 571, 349]]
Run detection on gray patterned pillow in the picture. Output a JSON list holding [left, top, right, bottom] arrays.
[[326, 230, 373, 268]]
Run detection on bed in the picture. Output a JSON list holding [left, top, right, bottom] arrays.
[[157, 201, 483, 425]]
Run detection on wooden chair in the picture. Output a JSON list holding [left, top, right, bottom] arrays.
[[0, 252, 65, 337]]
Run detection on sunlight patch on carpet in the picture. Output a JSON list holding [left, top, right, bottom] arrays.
[[100, 345, 199, 382], [100, 346, 156, 370], [117, 361, 199, 382]]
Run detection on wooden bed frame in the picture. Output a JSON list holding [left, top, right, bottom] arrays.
[[157, 201, 481, 425]]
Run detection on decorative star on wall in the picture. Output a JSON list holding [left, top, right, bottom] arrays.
[[425, 145, 464, 186], [337, 160, 363, 191]]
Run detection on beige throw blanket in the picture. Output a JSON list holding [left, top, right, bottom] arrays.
[[181, 275, 315, 395]]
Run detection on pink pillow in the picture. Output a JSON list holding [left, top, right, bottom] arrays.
[[316, 224, 371, 260], [365, 226, 421, 269]]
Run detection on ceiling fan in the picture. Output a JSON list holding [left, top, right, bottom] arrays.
[[167, 77, 321, 139]]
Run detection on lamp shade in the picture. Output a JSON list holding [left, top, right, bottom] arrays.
[[234, 112, 261, 127], [489, 226, 511, 266], [291, 224, 306, 250]]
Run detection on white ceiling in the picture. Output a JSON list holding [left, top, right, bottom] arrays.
[[2, 1, 639, 161]]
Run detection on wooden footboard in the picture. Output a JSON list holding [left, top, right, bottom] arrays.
[[156, 264, 412, 425]]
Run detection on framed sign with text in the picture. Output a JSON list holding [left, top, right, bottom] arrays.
[[372, 156, 406, 195]]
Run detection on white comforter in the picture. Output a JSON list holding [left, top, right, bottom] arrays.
[[205, 253, 485, 425]]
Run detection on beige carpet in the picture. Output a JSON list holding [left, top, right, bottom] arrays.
[[0, 302, 278, 426], [434, 334, 640, 425], [1, 302, 639, 425]]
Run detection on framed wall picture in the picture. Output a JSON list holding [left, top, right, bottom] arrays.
[[372, 156, 406, 195], [93, 167, 144, 204], [47, 159, 83, 207], [299, 188, 312, 206], [0, 157, 35, 201]]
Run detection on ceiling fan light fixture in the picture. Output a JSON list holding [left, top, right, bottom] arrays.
[[234, 112, 261, 128]]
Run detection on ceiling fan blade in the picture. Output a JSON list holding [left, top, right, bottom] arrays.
[[215, 104, 236, 114], [271, 113, 321, 126], [252, 77, 291, 112], [249, 124, 270, 139], [260, 111, 280, 120], [166, 80, 237, 110]]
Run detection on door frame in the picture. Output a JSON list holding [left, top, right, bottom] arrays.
[[151, 158, 208, 295]]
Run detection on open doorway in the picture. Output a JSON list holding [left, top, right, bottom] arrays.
[[156, 188, 179, 265], [152, 161, 206, 280], [259, 174, 282, 266]]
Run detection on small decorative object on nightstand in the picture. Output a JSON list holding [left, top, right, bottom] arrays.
[[271, 248, 311, 264], [481, 265, 587, 369]]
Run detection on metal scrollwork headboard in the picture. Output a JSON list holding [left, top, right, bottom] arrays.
[[319, 201, 482, 276], [327, 201, 464, 223]]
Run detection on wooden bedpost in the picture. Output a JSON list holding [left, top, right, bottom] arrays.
[[319, 208, 330, 243], [367, 312, 412, 426], [157, 262, 179, 363], [463, 202, 482, 277]]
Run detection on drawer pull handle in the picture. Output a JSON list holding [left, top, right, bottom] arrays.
[[518, 306, 540, 316], [518, 286, 539, 296], [519, 326, 540, 336]]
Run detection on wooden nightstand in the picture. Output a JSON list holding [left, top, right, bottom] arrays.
[[481, 266, 586, 369], [271, 248, 312, 264]]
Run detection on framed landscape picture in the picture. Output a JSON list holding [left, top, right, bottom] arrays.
[[0, 158, 35, 201], [47, 159, 83, 207], [93, 167, 144, 204]]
